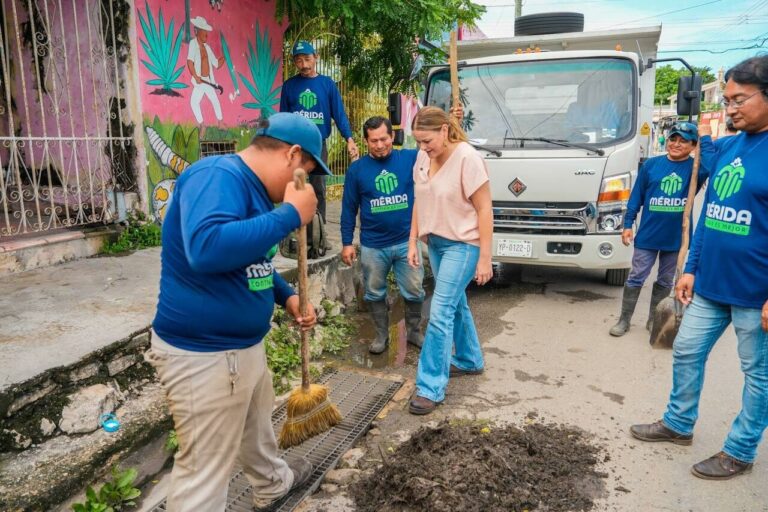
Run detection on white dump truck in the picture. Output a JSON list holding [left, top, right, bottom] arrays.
[[422, 23, 665, 284]]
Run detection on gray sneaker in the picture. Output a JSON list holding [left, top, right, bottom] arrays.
[[253, 457, 313, 509]]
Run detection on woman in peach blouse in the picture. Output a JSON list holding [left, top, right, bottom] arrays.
[[407, 106, 493, 415]]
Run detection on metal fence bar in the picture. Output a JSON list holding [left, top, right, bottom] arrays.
[[0, 0, 132, 238]]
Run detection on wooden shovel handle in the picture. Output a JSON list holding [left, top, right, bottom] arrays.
[[675, 145, 700, 283], [293, 168, 311, 390], [450, 30, 459, 109]]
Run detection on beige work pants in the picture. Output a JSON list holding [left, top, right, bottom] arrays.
[[146, 332, 293, 512]]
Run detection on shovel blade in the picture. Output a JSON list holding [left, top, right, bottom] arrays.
[[649, 296, 681, 349]]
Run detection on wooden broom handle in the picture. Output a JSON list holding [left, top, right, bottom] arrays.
[[675, 145, 700, 282], [293, 168, 311, 390], [450, 30, 459, 109]]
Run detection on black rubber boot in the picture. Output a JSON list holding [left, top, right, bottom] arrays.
[[647, 282, 672, 331], [368, 300, 389, 354], [404, 300, 424, 348], [609, 285, 642, 337]]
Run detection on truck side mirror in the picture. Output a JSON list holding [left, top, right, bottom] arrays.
[[676, 74, 703, 116], [393, 129, 404, 146], [408, 55, 424, 81], [388, 92, 402, 125]]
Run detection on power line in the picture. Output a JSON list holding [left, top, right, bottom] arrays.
[[596, 0, 724, 30], [657, 34, 768, 53]]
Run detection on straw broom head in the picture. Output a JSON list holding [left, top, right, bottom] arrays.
[[279, 383, 342, 449]]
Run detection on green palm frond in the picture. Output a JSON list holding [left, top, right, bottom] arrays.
[[239, 23, 280, 117], [138, 1, 188, 91]]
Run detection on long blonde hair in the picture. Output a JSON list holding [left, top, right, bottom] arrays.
[[412, 106, 468, 143]]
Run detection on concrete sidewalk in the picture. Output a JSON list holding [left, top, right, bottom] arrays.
[[0, 201, 346, 391]]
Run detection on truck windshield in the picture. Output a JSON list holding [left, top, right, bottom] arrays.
[[427, 58, 635, 148]]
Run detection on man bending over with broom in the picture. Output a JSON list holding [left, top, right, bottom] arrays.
[[631, 55, 768, 480], [609, 121, 703, 337], [147, 113, 329, 510]]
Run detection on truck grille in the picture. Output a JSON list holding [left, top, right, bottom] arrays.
[[493, 202, 591, 236]]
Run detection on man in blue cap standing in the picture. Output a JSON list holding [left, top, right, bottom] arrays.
[[609, 121, 705, 337], [148, 113, 330, 511], [280, 40, 359, 229]]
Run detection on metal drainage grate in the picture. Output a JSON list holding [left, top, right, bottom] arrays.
[[150, 370, 402, 512]]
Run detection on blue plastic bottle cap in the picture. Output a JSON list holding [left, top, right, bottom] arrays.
[[100, 413, 120, 433]]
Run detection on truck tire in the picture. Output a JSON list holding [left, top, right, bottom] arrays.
[[514, 12, 585, 36], [605, 268, 630, 286]]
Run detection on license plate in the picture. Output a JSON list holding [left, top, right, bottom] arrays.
[[496, 238, 533, 258]]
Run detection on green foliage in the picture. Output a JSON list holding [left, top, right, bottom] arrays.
[[276, 1, 486, 91], [265, 304, 356, 393], [71, 466, 141, 512], [264, 317, 302, 393], [164, 429, 179, 452], [138, 1, 188, 92], [240, 23, 281, 117], [103, 212, 162, 254], [654, 65, 717, 105]]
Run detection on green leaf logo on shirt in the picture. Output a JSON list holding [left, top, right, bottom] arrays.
[[298, 88, 318, 110], [713, 157, 745, 201], [660, 172, 683, 195], [375, 170, 398, 195]]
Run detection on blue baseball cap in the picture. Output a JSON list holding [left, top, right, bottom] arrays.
[[256, 113, 331, 176], [668, 121, 698, 142], [292, 40, 315, 56]]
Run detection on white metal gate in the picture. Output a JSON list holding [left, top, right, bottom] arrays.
[[0, 0, 134, 238]]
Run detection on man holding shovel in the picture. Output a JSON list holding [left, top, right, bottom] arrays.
[[147, 113, 328, 510], [340, 116, 425, 354], [609, 122, 702, 336], [631, 55, 768, 480]]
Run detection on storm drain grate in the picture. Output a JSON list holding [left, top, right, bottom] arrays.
[[149, 370, 402, 512]]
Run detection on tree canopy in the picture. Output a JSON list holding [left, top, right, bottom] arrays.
[[654, 65, 717, 106], [275, 0, 486, 91]]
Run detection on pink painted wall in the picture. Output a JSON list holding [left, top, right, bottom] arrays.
[[2, 0, 115, 187], [135, 0, 286, 127]]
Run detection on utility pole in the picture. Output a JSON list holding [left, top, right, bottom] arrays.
[[515, 0, 523, 18]]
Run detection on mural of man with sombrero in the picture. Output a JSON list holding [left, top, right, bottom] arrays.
[[187, 15, 224, 130]]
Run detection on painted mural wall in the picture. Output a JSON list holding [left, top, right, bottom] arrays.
[[135, 0, 285, 220]]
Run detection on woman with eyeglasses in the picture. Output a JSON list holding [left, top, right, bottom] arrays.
[[609, 121, 707, 337]]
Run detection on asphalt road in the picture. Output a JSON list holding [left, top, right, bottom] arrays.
[[455, 264, 767, 512]]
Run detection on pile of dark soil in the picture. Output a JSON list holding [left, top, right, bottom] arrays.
[[354, 419, 607, 512]]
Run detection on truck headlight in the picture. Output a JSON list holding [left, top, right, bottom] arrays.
[[596, 173, 630, 233]]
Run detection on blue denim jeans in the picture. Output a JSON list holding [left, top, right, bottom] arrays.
[[360, 241, 425, 303], [415, 235, 484, 402], [626, 248, 678, 288], [663, 295, 768, 463]]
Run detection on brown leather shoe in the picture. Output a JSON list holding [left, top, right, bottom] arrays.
[[630, 420, 693, 445], [691, 452, 753, 480], [449, 364, 484, 377], [409, 395, 441, 415]]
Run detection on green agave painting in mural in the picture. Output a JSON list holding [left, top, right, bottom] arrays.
[[239, 23, 280, 117], [138, 1, 188, 96]]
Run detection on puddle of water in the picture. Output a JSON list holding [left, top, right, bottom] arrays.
[[327, 293, 426, 369]]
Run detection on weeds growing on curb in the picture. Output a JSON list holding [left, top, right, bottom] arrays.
[[102, 212, 161, 254], [71, 466, 141, 512], [265, 302, 354, 394]]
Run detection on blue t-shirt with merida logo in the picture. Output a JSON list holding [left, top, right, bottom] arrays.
[[152, 154, 300, 351], [624, 154, 705, 252], [279, 74, 353, 141], [340, 149, 418, 248], [686, 132, 768, 309]]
